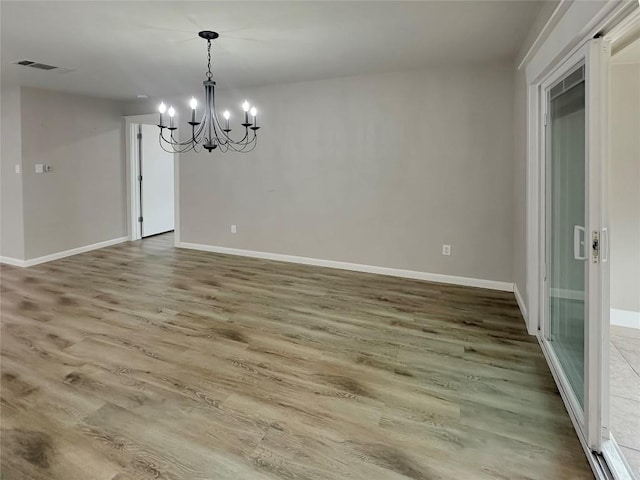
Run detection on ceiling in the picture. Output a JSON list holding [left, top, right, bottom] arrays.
[[1, 1, 545, 100]]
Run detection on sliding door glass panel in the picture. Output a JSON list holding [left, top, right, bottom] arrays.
[[547, 66, 586, 408]]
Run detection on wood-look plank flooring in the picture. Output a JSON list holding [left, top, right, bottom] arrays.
[[0, 233, 593, 479]]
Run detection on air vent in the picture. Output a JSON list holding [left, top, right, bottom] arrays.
[[29, 63, 58, 70], [10, 59, 67, 72]]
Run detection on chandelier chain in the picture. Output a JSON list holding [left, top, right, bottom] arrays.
[[206, 39, 213, 79]]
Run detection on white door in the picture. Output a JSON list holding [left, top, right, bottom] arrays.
[[140, 124, 175, 237]]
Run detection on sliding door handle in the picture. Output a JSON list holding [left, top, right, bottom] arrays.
[[601, 227, 608, 263], [574, 225, 587, 261]]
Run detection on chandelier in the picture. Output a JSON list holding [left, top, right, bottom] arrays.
[[157, 31, 260, 153]]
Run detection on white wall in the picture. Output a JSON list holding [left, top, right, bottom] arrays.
[[610, 63, 640, 314], [19, 87, 127, 259], [0, 85, 25, 260], [131, 65, 516, 283]]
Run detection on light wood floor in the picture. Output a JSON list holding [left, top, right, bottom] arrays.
[[1, 234, 593, 479]]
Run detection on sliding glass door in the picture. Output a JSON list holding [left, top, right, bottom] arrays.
[[540, 40, 607, 452], [539, 27, 640, 477]]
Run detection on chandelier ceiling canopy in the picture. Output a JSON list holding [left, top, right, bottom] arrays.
[[157, 31, 260, 154]]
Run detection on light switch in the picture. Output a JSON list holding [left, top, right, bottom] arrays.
[[15, 164, 20, 174], [35, 164, 44, 174]]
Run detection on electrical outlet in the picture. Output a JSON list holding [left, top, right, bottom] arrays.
[[231, 224, 237, 234], [442, 244, 451, 256]]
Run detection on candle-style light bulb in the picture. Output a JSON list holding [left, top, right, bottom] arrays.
[[222, 110, 231, 132], [168, 106, 176, 129], [158, 102, 167, 127], [242, 100, 250, 126], [189, 98, 197, 123], [250, 107, 257, 117]]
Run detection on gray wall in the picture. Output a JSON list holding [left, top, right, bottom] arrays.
[[512, 1, 561, 309], [156, 65, 516, 282], [610, 64, 640, 313], [20, 87, 127, 259], [0, 85, 25, 259]]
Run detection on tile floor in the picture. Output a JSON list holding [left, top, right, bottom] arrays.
[[610, 325, 640, 478]]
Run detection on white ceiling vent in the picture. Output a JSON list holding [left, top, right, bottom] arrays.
[[10, 59, 72, 73]]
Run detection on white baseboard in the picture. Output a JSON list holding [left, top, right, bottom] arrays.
[[0, 256, 26, 267], [611, 308, 640, 330], [177, 241, 514, 292], [0, 236, 129, 268], [513, 283, 529, 324]]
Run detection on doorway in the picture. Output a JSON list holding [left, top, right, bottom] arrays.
[[125, 114, 177, 242], [138, 124, 175, 237]]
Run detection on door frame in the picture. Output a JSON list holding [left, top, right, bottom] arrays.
[[123, 113, 180, 244]]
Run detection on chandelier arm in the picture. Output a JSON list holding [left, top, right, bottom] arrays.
[[158, 136, 178, 154], [232, 135, 258, 153], [182, 120, 206, 146], [206, 99, 255, 148], [208, 97, 256, 147], [158, 132, 192, 154], [159, 129, 199, 154], [225, 127, 256, 151], [159, 129, 179, 147], [225, 133, 257, 153], [227, 125, 250, 145], [193, 114, 207, 143], [211, 107, 237, 145], [170, 127, 199, 147], [159, 118, 206, 149], [166, 130, 194, 151], [237, 129, 258, 150], [189, 119, 206, 145], [223, 136, 246, 152]]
